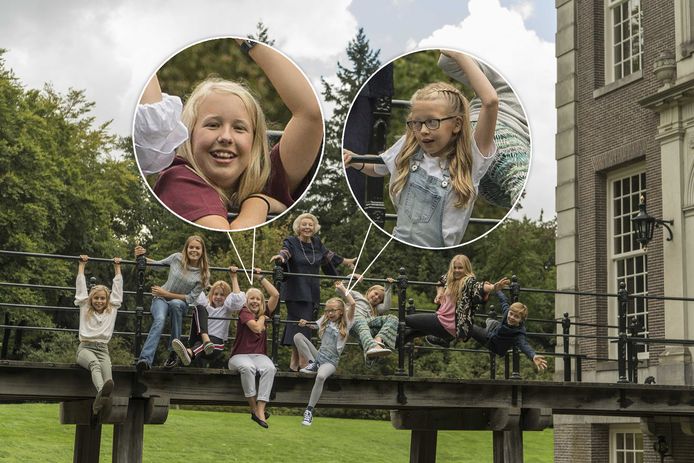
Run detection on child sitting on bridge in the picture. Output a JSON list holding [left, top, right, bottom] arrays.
[[294, 281, 356, 426], [469, 282, 547, 371], [74, 255, 123, 415], [171, 266, 246, 368], [348, 275, 398, 360]]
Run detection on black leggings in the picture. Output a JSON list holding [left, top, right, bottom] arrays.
[[404, 313, 455, 343]]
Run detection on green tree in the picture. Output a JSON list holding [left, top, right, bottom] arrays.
[[304, 28, 381, 229]]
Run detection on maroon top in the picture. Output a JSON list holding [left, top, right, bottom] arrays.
[[154, 144, 308, 222], [230, 307, 267, 356]]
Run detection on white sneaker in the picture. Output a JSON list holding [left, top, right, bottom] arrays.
[[365, 346, 391, 358], [172, 339, 191, 366], [301, 409, 313, 426]]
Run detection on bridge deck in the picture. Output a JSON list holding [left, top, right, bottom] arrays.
[[2, 360, 693, 417]]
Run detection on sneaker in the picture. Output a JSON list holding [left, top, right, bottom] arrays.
[[299, 361, 319, 376], [365, 346, 392, 359], [203, 341, 215, 356], [425, 335, 452, 348], [163, 352, 179, 370], [301, 409, 313, 426], [136, 359, 150, 373], [172, 339, 192, 366]]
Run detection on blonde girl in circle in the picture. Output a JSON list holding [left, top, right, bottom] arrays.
[[344, 50, 498, 247], [136, 39, 323, 230]]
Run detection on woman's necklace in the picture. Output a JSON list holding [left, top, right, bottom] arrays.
[[300, 238, 316, 265]]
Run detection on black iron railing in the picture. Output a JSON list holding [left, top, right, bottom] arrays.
[[1, 249, 693, 384]]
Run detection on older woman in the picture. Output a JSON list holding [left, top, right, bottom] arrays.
[[271, 213, 355, 371]]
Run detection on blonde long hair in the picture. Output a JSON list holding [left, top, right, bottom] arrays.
[[444, 254, 475, 300], [318, 297, 349, 339], [86, 285, 112, 319], [177, 77, 270, 208], [390, 82, 474, 208], [246, 288, 266, 318], [208, 280, 232, 307], [182, 235, 210, 287]]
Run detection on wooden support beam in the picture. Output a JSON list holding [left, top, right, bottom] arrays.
[[410, 430, 437, 463], [73, 420, 101, 463], [60, 397, 129, 424], [520, 408, 552, 430], [3, 361, 694, 418], [391, 408, 521, 431]]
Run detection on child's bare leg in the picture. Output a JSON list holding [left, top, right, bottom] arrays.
[[201, 333, 211, 344], [247, 396, 257, 415], [290, 347, 299, 370], [256, 400, 267, 419]]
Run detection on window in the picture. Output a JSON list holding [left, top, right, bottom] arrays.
[[608, 169, 649, 353], [610, 425, 644, 463], [606, 0, 643, 82]]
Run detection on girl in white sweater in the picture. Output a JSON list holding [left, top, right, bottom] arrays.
[[74, 255, 123, 414]]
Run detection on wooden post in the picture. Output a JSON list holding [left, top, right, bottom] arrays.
[[410, 430, 437, 463], [493, 431, 505, 463], [503, 427, 524, 462], [112, 399, 146, 463], [492, 429, 524, 463], [73, 421, 102, 463]]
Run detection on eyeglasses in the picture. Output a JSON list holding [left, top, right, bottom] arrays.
[[406, 115, 457, 131]]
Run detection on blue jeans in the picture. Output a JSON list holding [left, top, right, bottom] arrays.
[[138, 297, 189, 365]]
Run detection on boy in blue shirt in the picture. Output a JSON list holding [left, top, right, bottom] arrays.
[[471, 288, 547, 371]]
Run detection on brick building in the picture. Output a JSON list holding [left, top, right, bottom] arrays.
[[555, 0, 694, 461]]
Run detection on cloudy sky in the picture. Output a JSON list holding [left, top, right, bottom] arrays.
[[0, 0, 556, 220]]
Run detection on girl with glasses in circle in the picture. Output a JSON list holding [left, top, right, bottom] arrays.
[[344, 50, 498, 247]]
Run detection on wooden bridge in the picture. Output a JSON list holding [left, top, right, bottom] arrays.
[[3, 360, 694, 462]]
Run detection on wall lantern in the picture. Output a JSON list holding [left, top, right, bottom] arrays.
[[631, 195, 673, 248]]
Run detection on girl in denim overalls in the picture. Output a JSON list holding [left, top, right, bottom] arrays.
[[344, 50, 498, 248], [293, 281, 356, 426]]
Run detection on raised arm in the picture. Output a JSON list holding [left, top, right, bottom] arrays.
[[110, 257, 124, 309], [441, 51, 498, 155], [74, 255, 89, 306], [238, 40, 323, 193], [140, 74, 163, 105], [222, 266, 247, 312], [378, 278, 394, 315], [255, 268, 280, 313], [335, 281, 356, 323]]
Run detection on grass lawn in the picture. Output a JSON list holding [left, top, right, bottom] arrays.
[[0, 404, 553, 462]]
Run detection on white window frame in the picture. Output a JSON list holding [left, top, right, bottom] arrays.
[[609, 424, 644, 463], [607, 165, 649, 360], [605, 0, 643, 83]]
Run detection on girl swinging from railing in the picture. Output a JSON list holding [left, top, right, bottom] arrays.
[[74, 255, 123, 415]]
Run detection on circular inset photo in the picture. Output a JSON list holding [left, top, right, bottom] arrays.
[[133, 37, 324, 231], [342, 49, 531, 249]]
